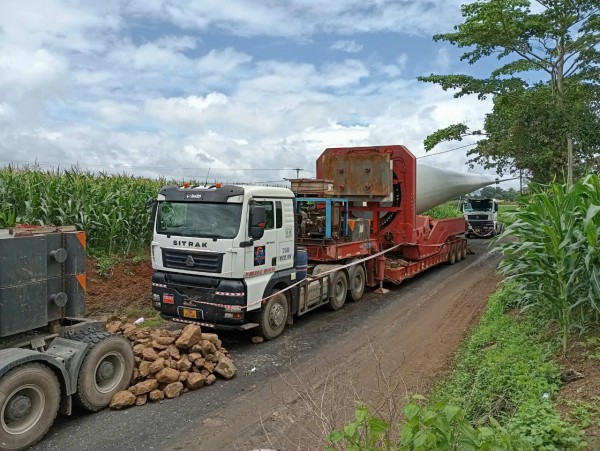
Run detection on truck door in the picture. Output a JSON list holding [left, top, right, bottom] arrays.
[[245, 200, 278, 275], [275, 200, 295, 271]]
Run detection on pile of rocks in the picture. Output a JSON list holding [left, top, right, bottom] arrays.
[[107, 321, 236, 409]]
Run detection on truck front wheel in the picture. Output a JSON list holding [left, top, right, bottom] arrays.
[[0, 363, 61, 450], [258, 290, 289, 340], [74, 333, 134, 411]]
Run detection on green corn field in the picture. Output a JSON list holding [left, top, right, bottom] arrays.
[[0, 166, 166, 256]]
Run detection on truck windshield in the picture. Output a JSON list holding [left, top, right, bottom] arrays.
[[156, 202, 242, 239]]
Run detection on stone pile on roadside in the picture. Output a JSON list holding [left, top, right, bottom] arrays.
[[106, 321, 236, 409]]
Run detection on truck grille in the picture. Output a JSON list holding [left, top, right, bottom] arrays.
[[467, 214, 489, 220], [162, 249, 224, 273]]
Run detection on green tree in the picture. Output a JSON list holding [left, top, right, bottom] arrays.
[[480, 186, 506, 199], [419, 0, 600, 184]]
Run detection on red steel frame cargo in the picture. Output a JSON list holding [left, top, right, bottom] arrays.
[[300, 145, 467, 286]]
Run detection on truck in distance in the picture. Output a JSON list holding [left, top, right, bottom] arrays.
[[460, 198, 503, 238]]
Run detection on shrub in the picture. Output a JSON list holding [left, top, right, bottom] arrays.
[[495, 175, 600, 353], [423, 201, 462, 219]]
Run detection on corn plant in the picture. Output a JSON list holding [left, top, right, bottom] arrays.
[[423, 200, 462, 219], [0, 165, 170, 256], [495, 175, 600, 353]]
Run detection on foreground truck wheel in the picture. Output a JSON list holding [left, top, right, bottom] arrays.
[[447, 243, 457, 265], [348, 265, 366, 302], [74, 333, 134, 411], [0, 363, 61, 450], [258, 290, 289, 340], [328, 270, 348, 311]]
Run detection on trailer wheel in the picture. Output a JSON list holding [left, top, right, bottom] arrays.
[[74, 333, 134, 411], [461, 240, 468, 260], [258, 290, 289, 340], [0, 363, 60, 450], [447, 243, 456, 265], [348, 265, 366, 302], [455, 242, 463, 262], [328, 270, 348, 311]]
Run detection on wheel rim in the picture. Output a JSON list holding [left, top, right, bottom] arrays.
[[334, 277, 346, 303], [352, 272, 365, 293], [269, 301, 286, 328], [1, 385, 45, 435], [94, 352, 126, 394], [350, 267, 365, 297]]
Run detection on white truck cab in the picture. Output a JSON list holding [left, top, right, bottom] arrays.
[[460, 198, 503, 238], [150, 184, 297, 338]]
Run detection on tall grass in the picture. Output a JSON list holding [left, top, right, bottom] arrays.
[[495, 175, 600, 353], [0, 166, 166, 256]]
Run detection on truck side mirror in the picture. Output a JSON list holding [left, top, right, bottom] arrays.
[[250, 205, 266, 240], [494, 203, 499, 212]]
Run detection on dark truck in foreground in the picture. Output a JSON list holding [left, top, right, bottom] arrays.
[[0, 226, 134, 450]]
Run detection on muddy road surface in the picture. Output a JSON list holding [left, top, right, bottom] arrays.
[[36, 239, 500, 450]]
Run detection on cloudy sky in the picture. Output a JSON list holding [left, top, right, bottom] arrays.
[[0, 0, 504, 185]]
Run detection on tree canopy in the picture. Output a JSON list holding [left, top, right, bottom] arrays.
[[419, 0, 600, 183]]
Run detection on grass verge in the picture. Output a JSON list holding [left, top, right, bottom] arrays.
[[328, 284, 587, 450]]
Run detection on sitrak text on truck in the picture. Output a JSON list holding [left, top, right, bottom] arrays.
[[150, 145, 495, 339]]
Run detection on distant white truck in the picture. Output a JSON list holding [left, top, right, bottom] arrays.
[[460, 198, 503, 238]]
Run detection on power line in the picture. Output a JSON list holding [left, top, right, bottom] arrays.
[[416, 142, 477, 159]]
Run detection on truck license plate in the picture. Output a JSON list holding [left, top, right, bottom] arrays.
[[182, 308, 197, 319]]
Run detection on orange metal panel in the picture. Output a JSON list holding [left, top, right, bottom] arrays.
[[76, 273, 87, 293]]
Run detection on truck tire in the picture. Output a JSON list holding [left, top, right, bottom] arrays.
[[447, 243, 456, 265], [461, 240, 468, 260], [74, 333, 134, 411], [455, 242, 463, 262], [258, 290, 289, 340], [348, 264, 366, 302], [0, 363, 60, 450], [328, 270, 348, 311]]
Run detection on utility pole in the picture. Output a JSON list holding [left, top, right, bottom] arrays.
[[567, 136, 573, 185], [292, 168, 303, 178], [519, 169, 523, 194]]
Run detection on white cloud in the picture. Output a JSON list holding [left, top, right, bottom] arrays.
[[146, 94, 229, 123], [434, 47, 452, 72], [124, 0, 463, 37], [330, 40, 363, 53], [196, 48, 253, 74], [377, 53, 409, 77], [0, 0, 502, 186]]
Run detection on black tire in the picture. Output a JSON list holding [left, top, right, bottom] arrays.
[[456, 241, 463, 262], [258, 290, 289, 340], [328, 270, 348, 311], [0, 363, 61, 450], [74, 333, 134, 411], [348, 264, 366, 302], [447, 243, 456, 265], [461, 240, 468, 259]]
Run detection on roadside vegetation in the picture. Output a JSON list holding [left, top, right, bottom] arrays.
[[0, 166, 162, 257], [422, 200, 462, 219], [496, 175, 600, 353], [328, 176, 600, 450]]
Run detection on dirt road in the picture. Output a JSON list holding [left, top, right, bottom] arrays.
[[35, 240, 500, 450]]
